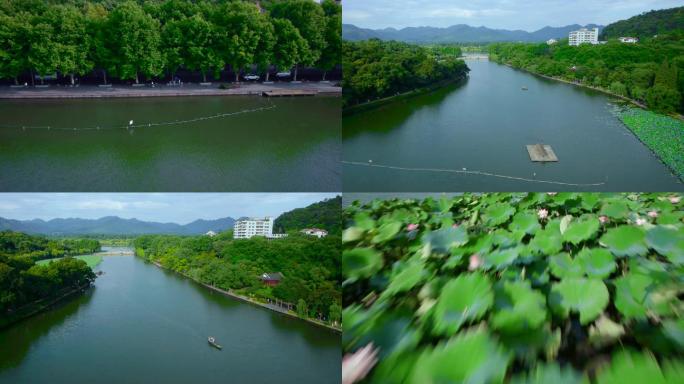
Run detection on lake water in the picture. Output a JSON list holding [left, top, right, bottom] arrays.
[[343, 59, 683, 191], [0, 255, 340, 384], [0, 96, 340, 191]]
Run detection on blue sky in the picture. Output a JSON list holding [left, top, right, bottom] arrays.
[[0, 193, 338, 224], [343, 0, 683, 30]]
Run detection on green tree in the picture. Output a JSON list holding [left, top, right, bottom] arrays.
[[85, 2, 113, 85], [212, 1, 262, 82], [296, 298, 307, 317], [269, 0, 327, 81], [46, 5, 91, 85], [107, 1, 163, 84], [28, 18, 58, 85], [271, 18, 306, 78], [646, 84, 682, 113], [329, 303, 341, 325], [317, 0, 341, 81], [0, 11, 31, 85], [253, 14, 275, 81]]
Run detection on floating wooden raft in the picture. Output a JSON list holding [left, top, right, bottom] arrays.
[[262, 89, 318, 97], [526, 144, 558, 162]]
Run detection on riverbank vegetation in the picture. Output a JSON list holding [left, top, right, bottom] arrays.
[[134, 233, 341, 325], [342, 193, 684, 382], [616, 108, 684, 180], [342, 39, 470, 108], [0, 0, 340, 85], [0, 231, 100, 261], [489, 7, 684, 115], [133, 196, 342, 326], [0, 231, 97, 324]]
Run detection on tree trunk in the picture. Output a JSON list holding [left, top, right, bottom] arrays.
[[135, 72, 139, 84], [293, 65, 298, 81], [265, 71, 270, 82], [13, 76, 18, 85], [40, 75, 44, 85], [322, 70, 327, 81], [103, 69, 107, 85], [30, 69, 34, 86], [203, 71, 207, 83], [235, 71, 239, 82], [70, 73, 74, 86]]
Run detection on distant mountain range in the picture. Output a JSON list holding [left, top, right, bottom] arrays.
[[342, 23, 603, 43], [0, 216, 235, 236]]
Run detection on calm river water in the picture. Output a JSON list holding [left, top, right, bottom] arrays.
[[343, 59, 682, 191], [0, 96, 340, 191], [0, 255, 340, 384]]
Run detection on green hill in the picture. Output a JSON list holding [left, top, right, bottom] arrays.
[[602, 6, 684, 39], [274, 196, 341, 234]]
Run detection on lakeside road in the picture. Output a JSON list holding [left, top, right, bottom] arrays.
[[0, 81, 341, 99]]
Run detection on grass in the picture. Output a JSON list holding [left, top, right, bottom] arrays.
[[36, 254, 103, 268], [616, 107, 684, 181]]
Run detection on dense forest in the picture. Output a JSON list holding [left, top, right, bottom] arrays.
[[273, 195, 342, 234], [0, 231, 101, 261], [0, 231, 97, 318], [134, 232, 341, 324], [0, 0, 341, 84], [489, 11, 684, 114], [601, 6, 684, 39], [342, 39, 470, 107]]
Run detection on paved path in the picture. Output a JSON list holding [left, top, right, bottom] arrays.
[[0, 82, 341, 99]]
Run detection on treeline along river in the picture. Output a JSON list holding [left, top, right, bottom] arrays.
[[0, 254, 340, 384], [0, 96, 340, 191], [343, 59, 683, 192]]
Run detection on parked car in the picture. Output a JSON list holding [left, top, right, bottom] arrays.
[[275, 72, 291, 78], [243, 74, 260, 81]]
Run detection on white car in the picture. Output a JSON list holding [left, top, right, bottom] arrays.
[[275, 72, 291, 78], [243, 74, 260, 81]]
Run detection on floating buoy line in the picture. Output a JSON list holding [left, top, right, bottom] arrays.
[[1, 99, 276, 132], [342, 160, 606, 187]]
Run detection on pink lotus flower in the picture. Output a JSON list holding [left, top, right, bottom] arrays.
[[343, 344, 379, 384], [538, 209, 549, 220], [647, 211, 658, 218], [452, 223, 460, 228], [599, 216, 608, 224], [406, 223, 418, 231], [669, 196, 681, 204], [469, 254, 482, 270], [635, 217, 646, 226]]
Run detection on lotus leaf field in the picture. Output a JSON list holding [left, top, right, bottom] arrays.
[[342, 193, 684, 383], [617, 108, 684, 182]]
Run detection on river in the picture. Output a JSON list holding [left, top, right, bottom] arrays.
[[0, 254, 340, 384], [0, 96, 340, 191], [343, 59, 683, 191]]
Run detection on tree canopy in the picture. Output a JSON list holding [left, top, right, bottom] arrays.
[[489, 32, 684, 114], [0, 231, 97, 317], [343, 39, 470, 107], [273, 195, 342, 235], [134, 231, 341, 323], [0, 0, 341, 84]]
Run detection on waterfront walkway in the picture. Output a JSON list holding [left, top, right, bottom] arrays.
[[0, 82, 341, 99]]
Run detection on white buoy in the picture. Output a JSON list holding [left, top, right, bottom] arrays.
[[368, 160, 373, 163], [129, 120, 134, 126]]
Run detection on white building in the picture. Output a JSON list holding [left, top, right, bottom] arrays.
[[619, 37, 638, 44], [546, 39, 558, 45], [569, 28, 599, 46], [301, 228, 328, 238], [234, 217, 275, 239], [205, 230, 217, 237]]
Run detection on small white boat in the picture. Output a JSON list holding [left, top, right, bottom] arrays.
[[208, 336, 222, 350]]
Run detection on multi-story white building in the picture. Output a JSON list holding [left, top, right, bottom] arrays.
[[233, 217, 275, 239], [569, 28, 599, 46]]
